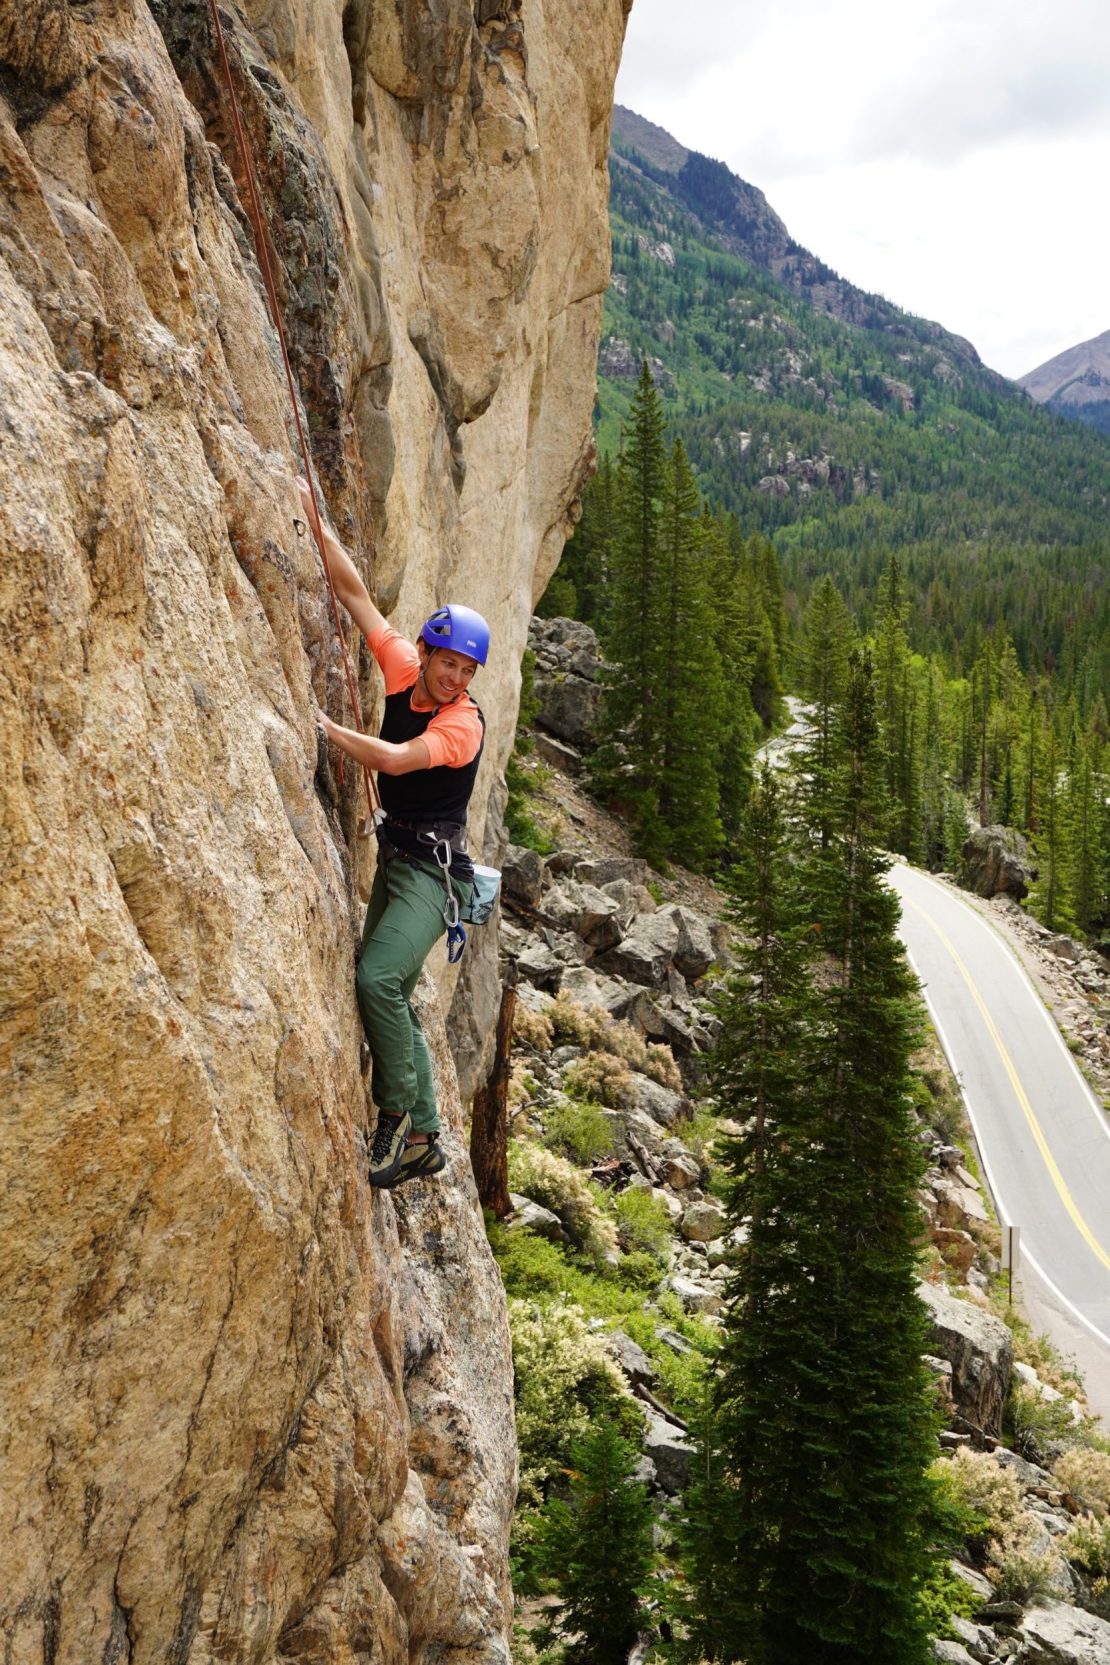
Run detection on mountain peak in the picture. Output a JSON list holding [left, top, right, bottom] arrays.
[[611, 104, 689, 174], [1018, 329, 1110, 434]]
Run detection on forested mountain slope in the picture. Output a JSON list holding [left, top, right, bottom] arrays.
[[601, 108, 1110, 665]]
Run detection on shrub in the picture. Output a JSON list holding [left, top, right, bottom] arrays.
[[612, 1186, 674, 1258], [615, 1250, 663, 1292], [917, 1559, 985, 1640], [936, 1448, 1021, 1544], [548, 994, 683, 1091], [925, 1459, 993, 1555], [1055, 1448, 1110, 1517], [514, 1003, 554, 1051], [564, 1051, 635, 1109], [493, 1226, 575, 1300], [1062, 1512, 1110, 1578], [988, 1517, 1057, 1606], [508, 1142, 618, 1265], [508, 1297, 632, 1513], [543, 1097, 614, 1164], [549, 993, 603, 1047], [1062, 1514, 1110, 1619], [1007, 1383, 1081, 1462]]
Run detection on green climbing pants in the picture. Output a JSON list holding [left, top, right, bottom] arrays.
[[356, 852, 471, 1133]]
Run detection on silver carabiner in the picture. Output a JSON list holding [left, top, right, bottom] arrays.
[[433, 838, 460, 930]]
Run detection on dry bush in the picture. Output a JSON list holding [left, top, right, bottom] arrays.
[[1055, 1449, 1110, 1518], [549, 994, 683, 1092], [988, 1517, 1058, 1606], [513, 1003, 554, 1051], [944, 1448, 1023, 1535], [563, 1051, 636, 1110]]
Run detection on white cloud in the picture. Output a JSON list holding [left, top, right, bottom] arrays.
[[614, 0, 1110, 376]]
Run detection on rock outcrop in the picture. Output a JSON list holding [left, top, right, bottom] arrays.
[[0, 1, 628, 1660]]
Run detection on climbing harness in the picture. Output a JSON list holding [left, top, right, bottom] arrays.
[[373, 815, 501, 962], [204, 0, 380, 826]]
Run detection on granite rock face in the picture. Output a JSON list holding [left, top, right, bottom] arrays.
[[0, 0, 627, 1660]]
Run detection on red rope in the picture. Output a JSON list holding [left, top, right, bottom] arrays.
[[205, 0, 380, 822]]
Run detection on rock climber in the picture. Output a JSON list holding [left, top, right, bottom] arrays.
[[299, 480, 488, 1189]]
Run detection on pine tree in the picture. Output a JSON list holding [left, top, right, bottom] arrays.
[[1065, 728, 1106, 937], [656, 440, 725, 867], [799, 575, 853, 850], [533, 1419, 654, 1665], [589, 362, 669, 860], [704, 508, 759, 846], [553, 454, 617, 627], [680, 764, 816, 1661], [1028, 710, 1068, 930], [872, 556, 914, 846], [775, 648, 935, 1663], [701, 657, 935, 1664]]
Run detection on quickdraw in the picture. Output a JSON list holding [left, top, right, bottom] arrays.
[[432, 839, 468, 964]]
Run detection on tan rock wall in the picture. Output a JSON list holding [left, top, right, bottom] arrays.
[[0, 0, 627, 1660]]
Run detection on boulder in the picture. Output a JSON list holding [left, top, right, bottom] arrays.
[[535, 673, 601, 747], [629, 1074, 685, 1129], [680, 1200, 727, 1243], [932, 1226, 977, 1276], [601, 878, 658, 928], [542, 880, 623, 949], [961, 825, 1033, 900], [949, 1560, 994, 1603], [949, 1616, 997, 1661], [1019, 1602, 1110, 1662], [576, 856, 653, 888], [935, 1177, 989, 1227], [659, 1147, 702, 1190], [533, 732, 582, 775], [932, 1642, 978, 1665], [604, 1331, 656, 1387], [667, 1275, 723, 1317], [508, 1195, 565, 1242], [598, 912, 681, 987], [917, 1281, 1013, 1439], [515, 940, 564, 992], [558, 964, 627, 1011], [664, 904, 716, 981], [502, 844, 547, 907], [642, 1410, 692, 1494]]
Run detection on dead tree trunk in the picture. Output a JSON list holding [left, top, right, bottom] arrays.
[[468, 969, 517, 1219]]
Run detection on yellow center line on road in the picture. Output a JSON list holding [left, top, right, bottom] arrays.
[[903, 893, 1110, 1275]]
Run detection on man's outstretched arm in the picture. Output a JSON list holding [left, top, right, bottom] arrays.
[[319, 713, 431, 776], [299, 478, 385, 646]]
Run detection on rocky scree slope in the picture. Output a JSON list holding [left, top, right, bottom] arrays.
[[501, 621, 1110, 1663], [0, 3, 627, 1663]]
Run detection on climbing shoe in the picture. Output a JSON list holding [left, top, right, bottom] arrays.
[[368, 1109, 411, 1186], [384, 1133, 447, 1188]]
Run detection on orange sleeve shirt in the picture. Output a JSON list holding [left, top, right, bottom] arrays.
[[367, 622, 484, 769]]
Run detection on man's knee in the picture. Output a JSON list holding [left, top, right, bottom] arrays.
[[356, 953, 402, 1013]]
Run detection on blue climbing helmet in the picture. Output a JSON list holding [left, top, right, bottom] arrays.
[[420, 604, 490, 666]]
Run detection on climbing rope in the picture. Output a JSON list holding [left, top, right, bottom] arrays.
[[204, 0, 380, 823]]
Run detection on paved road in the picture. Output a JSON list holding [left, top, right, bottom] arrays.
[[890, 863, 1110, 1417]]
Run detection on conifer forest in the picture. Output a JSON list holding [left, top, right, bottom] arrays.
[[503, 115, 1110, 1665]]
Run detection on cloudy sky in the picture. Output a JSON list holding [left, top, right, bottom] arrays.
[[615, 0, 1110, 379]]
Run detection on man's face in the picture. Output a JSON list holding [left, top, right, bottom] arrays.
[[420, 644, 478, 703]]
